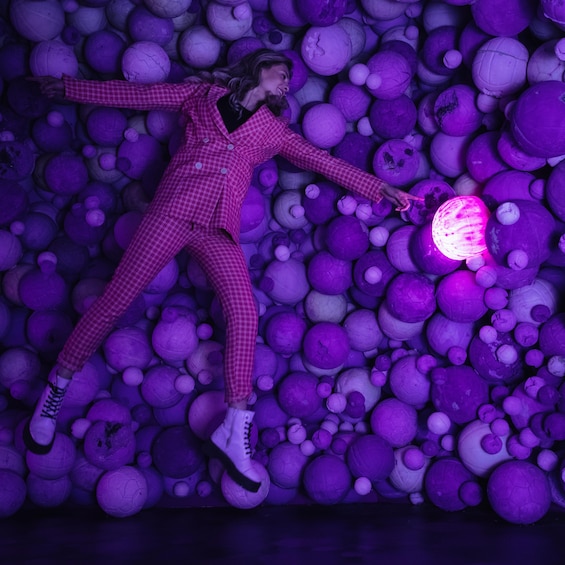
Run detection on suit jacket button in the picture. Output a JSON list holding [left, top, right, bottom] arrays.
[[195, 162, 203, 169], [227, 143, 234, 150], [220, 167, 228, 174], [203, 138, 209, 143]]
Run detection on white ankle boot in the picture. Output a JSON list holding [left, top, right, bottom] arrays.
[[24, 374, 70, 454], [205, 407, 262, 493]]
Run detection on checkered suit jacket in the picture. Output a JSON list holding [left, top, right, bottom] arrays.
[[63, 77, 386, 242]]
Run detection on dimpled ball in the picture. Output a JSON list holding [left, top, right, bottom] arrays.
[[370, 398, 418, 448], [426, 313, 475, 357], [431, 365, 490, 424], [303, 454, 351, 504], [277, 371, 323, 419], [511, 81, 565, 158], [388, 354, 430, 407], [425, 457, 478, 512], [263, 258, 310, 305], [298, 0, 347, 25], [472, 37, 529, 98], [84, 30, 126, 74], [267, 442, 309, 488], [140, 365, 183, 409], [406, 178, 456, 227], [539, 313, 565, 356], [301, 24, 352, 76], [302, 103, 346, 149], [346, 434, 394, 481], [221, 460, 270, 509], [373, 139, 421, 187], [366, 50, 412, 100], [179, 25, 222, 69], [151, 307, 198, 363], [303, 322, 350, 372], [386, 273, 436, 323], [308, 251, 351, 297], [122, 41, 170, 83], [152, 426, 204, 478], [485, 200, 555, 269], [353, 250, 398, 297], [9, 0, 65, 42], [96, 466, 148, 518], [436, 270, 488, 323], [487, 461, 551, 524], [0, 470, 26, 518], [265, 311, 307, 356], [326, 215, 369, 261]]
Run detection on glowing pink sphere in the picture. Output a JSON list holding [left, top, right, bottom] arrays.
[[431, 196, 490, 260]]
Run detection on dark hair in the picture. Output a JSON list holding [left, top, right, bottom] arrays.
[[190, 49, 294, 117]]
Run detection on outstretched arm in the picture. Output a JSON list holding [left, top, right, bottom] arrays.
[[28, 75, 205, 112], [278, 128, 421, 211]]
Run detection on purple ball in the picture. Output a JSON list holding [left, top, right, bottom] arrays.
[[429, 314, 474, 359], [386, 272, 436, 323], [0, 470, 26, 518], [303, 454, 351, 504], [481, 170, 535, 208], [406, 178, 456, 226], [353, 250, 398, 297], [487, 461, 551, 524], [27, 473, 71, 508], [128, 6, 174, 46], [539, 313, 565, 356], [152, 426, 204, 478], [303, 322, 350, 371], [44, 153, 88, 196], [307, 250, 352, 295], [277, 371, 323, 418], [388, 354, 431, 407], [31, 115, 73, 152], [346, 434, 394, 481], [369, 95, 417, 139], [511, 81, 565, 158], [267, 442, 308, 488], [497, 127, 546, 172], [485, 200, 555, 269], [298, 0, 347, 25], [96, 465, 147, 518], [546, 158, 565, 222], [26, 433, 76, 480], [425, 457, 477, 511], [334, 133, 375, 172], [468, 332, 525, 385], [366, 51, 413, 100], [84, 29, 126, 74], [410, 222, 462, 276], [83, 420, 136, 471], [370, 398, 418, 447], [0, 180, 27, 226], [436, 270, 488, 323], [466, 131, 509, 184], [26, 310, 73, 357], [372, 139, 421, 187], [329, 82, 372, 122], [434, 84, 483, 136], [86, 107, 128, 146], [326, 215, 369, 261], [0, 140, 35, 181], [265, 311, 307, 356], [471, 0, 536, 36], [303, 181, 342, 225], [421, 26, 459, 75], [431, 365, 490, 424]]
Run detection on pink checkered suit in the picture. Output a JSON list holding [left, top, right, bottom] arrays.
[[57, 77, 387, 403]]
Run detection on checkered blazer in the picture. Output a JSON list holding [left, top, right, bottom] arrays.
[[63, 77, 386, 242]]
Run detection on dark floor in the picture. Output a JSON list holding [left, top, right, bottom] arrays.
[[2, 502, 564, 565]]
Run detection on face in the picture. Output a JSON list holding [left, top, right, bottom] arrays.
[[257, 64, 290, 100]]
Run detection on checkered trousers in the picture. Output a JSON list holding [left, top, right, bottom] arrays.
[[58, 213, 257, 403]]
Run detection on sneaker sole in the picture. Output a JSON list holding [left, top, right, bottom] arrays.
[[22, 420, 55, 455], [203, 440, 261, 493]]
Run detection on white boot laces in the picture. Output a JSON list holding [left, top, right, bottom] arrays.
[[40, 382, 66, 419]]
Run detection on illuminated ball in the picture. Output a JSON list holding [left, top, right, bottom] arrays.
[[221, 460, 270, 509], [303, 454, 351, 504], [96, 466, 148, 518], [432, 196, 490, 261], [472, 37, 529, 97], [487, 461, 551, 524], [121, 41, 170, 83]]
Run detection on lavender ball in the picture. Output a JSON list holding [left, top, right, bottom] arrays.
[[386, 272, 436, 323], [326, 215, 369, 261], [277, 371, 323, 419], [436, 270, 487, 323], [346, 434, 394, 481], [303, 454, 351, 505], [425, 457, 477, 511]]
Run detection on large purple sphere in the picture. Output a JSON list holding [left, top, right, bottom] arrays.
[[303, 454, 351, 505]]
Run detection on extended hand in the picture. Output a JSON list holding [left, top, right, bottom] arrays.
[[27, 76, 65, 99], [380, 184, 423, 212]]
